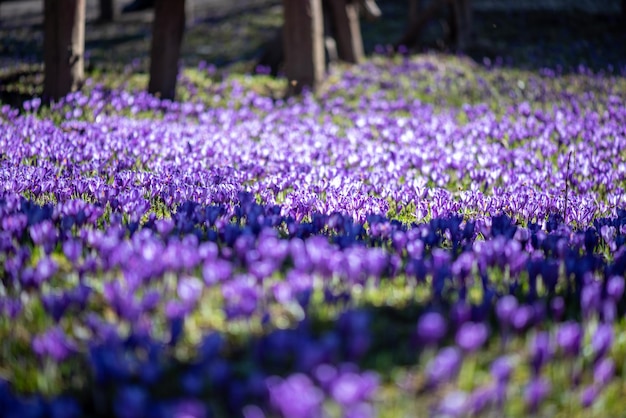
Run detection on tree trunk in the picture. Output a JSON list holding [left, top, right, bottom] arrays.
[[452, 0, 471, 51], [408, 0, 422, 24], [148, 0, 186, 100], [43, 0, 85, 101], [99, 0, 119, 22], [326, 0, 364, 64], [282, 0, 325, 95], [395, 0, 455, 50]]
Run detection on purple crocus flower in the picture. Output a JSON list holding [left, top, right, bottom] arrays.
[[468, 385, 496, 415], [32, 326, 76, 362], [455, 321, 488, 353], [62, 239, 83, 263], [495, 295, 518, 327], [602, 300, 616, 323], [580, 384, 599, 408], [450, 301, 471, 326], [267, 374, 324, 418], [490, 356, 513, 384], [344, 402, 375, 418], [29, 220, 58, 253], [593, 357, 615, 387], [330, 370, 379, 406], [511, 305, 534, 332], [606, 276, 624, 301], [550, 296, 565, 321], [591, 324, 613, 360], [416, 311, 447, 346], [524, 377, 550, 413], [177, 276, 203, 306], [426, 346, 462, 386], [172, 398, 207, 418], [556, 321, 582, 357], [34, 256, 58, 285], [581, 282, 601, 318], [202, 259, 232, 286], [314, 364, 338, 391], [41, 292, 70, 322], [437, 391, 468, 417], [242, 405, 266, 418], [529, 331, 553, 375]]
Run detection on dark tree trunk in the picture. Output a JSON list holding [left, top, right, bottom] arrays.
[[282, 0, 325, 95], [326, 0, 364, 64], [148, 0, 186, 100], [408, 0, 421, 24], [395, 0, 471, 52], [395, 0, 450, 50], [43, 0, 85, 101], [452, 0, 471, 51], [99, 0, 119, 22]]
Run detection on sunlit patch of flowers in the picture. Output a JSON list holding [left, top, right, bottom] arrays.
[[1, 55, 626, 417]]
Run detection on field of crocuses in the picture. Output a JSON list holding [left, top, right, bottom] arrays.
[[1, 54, 626, 417]]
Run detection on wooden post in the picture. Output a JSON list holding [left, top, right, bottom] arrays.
[[326, 0, 364, 64], [99, 0, 119, 22], [148, 0, 186, 100], [43, 0, 86, 101], [282, 0, 325, 95]]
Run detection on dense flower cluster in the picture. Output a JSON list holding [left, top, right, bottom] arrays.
[[0, 56, 625, 417]]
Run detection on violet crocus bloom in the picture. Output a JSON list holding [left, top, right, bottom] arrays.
[[556, 321, 582, 357], [202, 259, 232, 286], [524, 377, 550, 413], [267, 374, 324, 418], [62, 239, 83, 263], [34, 256, 58, 284], [177, 276, 203, 306], [602, 300, 616, 323], [344, 402, 375, 418], [314, 363, 338, 391], [550, 296, 565, 321], [606, 276, 625, 301], [32, 326, 76, 362], [437, 391, 468, 417], [593, 357, 615, 387], [490, 356, 513, 384], [495, 295, 518, 327], [455, 321, 488, 353], [172, 398, 207, 418], [581, 282, 601, 318], [511, 305, 534, 332], [41, 292, 70, 322], [591, 324, 613, 360], [416, 311, 447, 346], [242, 405, 266, 418], [450, 301, 471, 326], [529, 331, 553, 375], [330, 370, 379, 406], [468, 385, 496, 415], [426, 347, 462, 386], [580, 384, 599, 408]]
